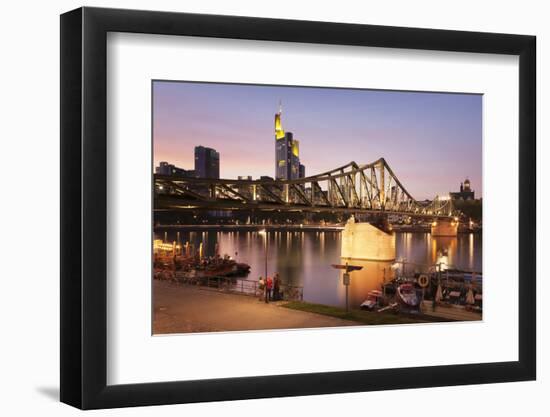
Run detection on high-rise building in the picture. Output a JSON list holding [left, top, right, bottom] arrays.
[[194, 146, 220, 179], [274, 103, 305, 180], [299, 164, 306, 179]]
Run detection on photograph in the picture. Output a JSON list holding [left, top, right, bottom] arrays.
[[152, 81, 483, 334]]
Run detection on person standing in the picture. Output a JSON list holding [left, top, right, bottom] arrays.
[[266, 276, 273, 302], [258, 276, 265, 301], [273, 273, 280, 301]]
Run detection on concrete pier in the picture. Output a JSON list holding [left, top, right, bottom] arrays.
[[341, 216, 396, 261], [431, 218, 458, 237]]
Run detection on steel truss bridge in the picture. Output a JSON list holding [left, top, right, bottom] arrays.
[[155, 158, 459, 219]]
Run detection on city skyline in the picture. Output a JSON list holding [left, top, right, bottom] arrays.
[[153, 81, 482, 200]]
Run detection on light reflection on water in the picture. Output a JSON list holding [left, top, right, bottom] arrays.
[[155, 230, 482, 308]]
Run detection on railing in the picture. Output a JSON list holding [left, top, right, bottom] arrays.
[[162, 272, 304, 301]]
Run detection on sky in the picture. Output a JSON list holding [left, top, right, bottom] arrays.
[[153, 81, 482, 200]]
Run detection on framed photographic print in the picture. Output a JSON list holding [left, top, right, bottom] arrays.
[[60, 6, 536, 409]]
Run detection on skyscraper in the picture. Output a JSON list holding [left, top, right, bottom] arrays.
[[194, 146, 220, 179], [299, 164, 306, 178], [274, 103, 305, 180]]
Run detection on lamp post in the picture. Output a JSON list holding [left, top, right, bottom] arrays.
[[259, 229, 268, 302]]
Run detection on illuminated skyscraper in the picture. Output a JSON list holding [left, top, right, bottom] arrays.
[[274, 102, 305, 180], [274, 102, 285, 140]]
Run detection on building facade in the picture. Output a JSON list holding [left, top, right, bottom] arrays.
[[155, 161, 195, 177], [194, 146, 220, 179], [449, 178, 475, 200]]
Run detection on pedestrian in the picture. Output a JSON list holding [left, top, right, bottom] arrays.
[[258, 276, 265, 301], [273, 273, 280, 301], [266, 276, 273, 302]]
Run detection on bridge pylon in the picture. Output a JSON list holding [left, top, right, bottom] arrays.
[[431, 218, 458, 237], [341, 216, 396, 262]]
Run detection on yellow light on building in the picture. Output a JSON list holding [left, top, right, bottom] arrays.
[[293, 140, 300, 156], [275, 112, 285, 140]]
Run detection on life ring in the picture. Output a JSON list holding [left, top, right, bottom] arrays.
[[418, 274, 430, 288]]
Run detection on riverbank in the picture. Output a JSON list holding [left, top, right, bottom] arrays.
[[153, 280, 478, 334], [153, 280, 360, 334]]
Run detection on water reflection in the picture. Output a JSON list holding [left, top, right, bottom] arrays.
[[154, 229, 482, 309], [469, 233, 475, 270], [396, 233, 480, 273]]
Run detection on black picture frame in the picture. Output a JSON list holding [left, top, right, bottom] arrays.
[[60, 6, 536, 410]]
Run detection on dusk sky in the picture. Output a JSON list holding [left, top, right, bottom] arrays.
[[153, 81, 482, 200]]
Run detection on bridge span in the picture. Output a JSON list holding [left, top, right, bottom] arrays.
[[155, 158, 460, 220]]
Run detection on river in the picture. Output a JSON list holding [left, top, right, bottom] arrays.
[[155, 229, 482, 309]]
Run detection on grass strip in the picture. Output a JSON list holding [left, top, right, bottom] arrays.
[[282, 301, 430, 325]]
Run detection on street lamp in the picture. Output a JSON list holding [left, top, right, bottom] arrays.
[[259, 229, 268, 302]]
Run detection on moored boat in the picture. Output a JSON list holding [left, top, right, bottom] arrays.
[[360, 290, 384, 310], [396, 283, 420, 308], [226, 262, 251, 277]]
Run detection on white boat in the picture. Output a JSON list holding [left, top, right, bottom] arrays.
[[396, 283, 419, 308], [360, 290, 384, 310]]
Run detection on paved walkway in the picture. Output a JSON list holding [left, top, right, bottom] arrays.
[[153, 280, 360, 334], [420, 301, 482, 321]]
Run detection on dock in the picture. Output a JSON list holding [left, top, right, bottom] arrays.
[[419, 301, 482, 321]]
